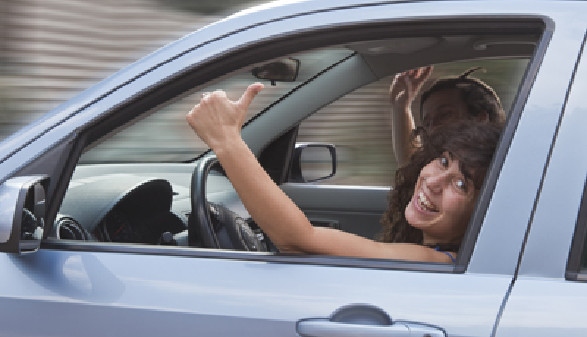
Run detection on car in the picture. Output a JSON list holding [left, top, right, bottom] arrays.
[[1, 0, 586, 336]]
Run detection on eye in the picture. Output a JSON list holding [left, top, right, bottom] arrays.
[[438, 156, 449, 168], [454, 178, 468, 192]]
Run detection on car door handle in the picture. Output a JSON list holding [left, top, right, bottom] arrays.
[[297, 319, 445, 337], [296, 304, 446, 337]]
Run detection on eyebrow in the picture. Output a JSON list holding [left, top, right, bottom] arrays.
[[447, 153, 473, 182]]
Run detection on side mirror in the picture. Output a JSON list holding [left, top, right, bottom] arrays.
[[289, 143, 336, 183], [252, 58, 300, 85], [0, 175, 49, 253]]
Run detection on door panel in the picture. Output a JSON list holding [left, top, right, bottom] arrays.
[[0, 249, 511, 337], [283, 184, 389, 239], [495, 31, 587, 337]]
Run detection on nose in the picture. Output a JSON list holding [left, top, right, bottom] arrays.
[[425, 172, 450, 194]]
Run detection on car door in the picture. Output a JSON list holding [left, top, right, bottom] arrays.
[[1, 2, 585, 337], [494, 29, 587, 337]]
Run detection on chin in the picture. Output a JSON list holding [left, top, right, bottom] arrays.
[[404, 201, 423, 229], [405, 196, 435, 229]]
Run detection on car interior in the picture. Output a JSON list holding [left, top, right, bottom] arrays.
[[50, 20, 544, 264]]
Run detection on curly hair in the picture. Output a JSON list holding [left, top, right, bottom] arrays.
[[379, 121, 501, 244], [420, 67, 506, 127]]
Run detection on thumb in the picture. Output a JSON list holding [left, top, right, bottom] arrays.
[[237, 83, 264, 109]]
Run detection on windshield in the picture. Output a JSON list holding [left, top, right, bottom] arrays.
[[79, 48, 355, 163]]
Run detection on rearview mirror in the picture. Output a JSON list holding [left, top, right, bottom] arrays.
[[252, 58, 300, 85], [289, 143, 336, 183], [0, 175, 49, 253]]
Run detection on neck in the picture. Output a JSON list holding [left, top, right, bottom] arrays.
[[422, 233, 461, 247]]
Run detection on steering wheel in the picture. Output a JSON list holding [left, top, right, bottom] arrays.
[[190, 155, 266, 251]]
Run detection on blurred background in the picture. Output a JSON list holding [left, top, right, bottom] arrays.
[[0, 0, 264, 141]]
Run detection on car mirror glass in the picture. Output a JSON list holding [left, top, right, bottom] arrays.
[[252, 58, 300, 85], [290, 143, 336, 183]]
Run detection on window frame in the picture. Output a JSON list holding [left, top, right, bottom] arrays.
[[40, 16, 551, 273]]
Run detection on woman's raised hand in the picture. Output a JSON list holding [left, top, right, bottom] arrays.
[[186, 83, 264, 151], [389, 66, 433, 109]]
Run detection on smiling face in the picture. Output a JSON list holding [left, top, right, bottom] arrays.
[[421, 88, 483, 128], [404, 152, 479, 245]]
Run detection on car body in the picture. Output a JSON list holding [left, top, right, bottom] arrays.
[[1, 0, 586, 336]]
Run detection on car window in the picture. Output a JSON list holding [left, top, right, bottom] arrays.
[[54, 21, 544, 268], [296, 58, 529, 186]]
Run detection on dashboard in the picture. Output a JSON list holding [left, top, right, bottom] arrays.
[[53, 164, 250, 246]]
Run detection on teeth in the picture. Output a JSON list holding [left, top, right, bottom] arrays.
[[418, 191, 437, 212]]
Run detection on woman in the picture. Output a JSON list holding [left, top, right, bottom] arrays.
[[186, 83, 500, 263], [380, 120, 500, 262], [389, 66, 505, 167]]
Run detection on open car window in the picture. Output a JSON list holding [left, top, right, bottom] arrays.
[[54, 18, 545, 270]]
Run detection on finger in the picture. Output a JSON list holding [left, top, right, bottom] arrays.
[[389, 80, 402, 102], [186, 104, 199, 127], [414, 67, 425, 77], [389, 76, 400, 95], [421, 65, 433, 78], [390, 73, 406, 92], [412, 66, 433, 87], [237, 83, 264, 109], [402, 69, 416, 78]]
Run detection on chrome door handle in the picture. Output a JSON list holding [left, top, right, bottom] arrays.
[[297, 319, 444, 337], [296, 304, 445, 337]]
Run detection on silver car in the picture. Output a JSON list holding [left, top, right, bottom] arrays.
[[1, 0, 586, 336]]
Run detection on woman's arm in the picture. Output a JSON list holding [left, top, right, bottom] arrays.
[[389, 66, 433, 167], [185, 83, 454, 263], [185, 84, 313, 253]]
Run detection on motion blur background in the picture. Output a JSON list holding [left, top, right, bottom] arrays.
[[0, 0, 263, 140], [0, 0, 525, 186]]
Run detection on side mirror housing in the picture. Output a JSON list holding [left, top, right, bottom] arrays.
[[289, 143, 336, 183], [0, 175, 49, 254]]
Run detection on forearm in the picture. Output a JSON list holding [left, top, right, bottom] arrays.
[[389, 66, 432, 167], [391, 105, 416, 167], [213, 137, 315, 253]]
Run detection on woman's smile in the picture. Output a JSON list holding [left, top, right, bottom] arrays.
[[415, 190, 439, 213]]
